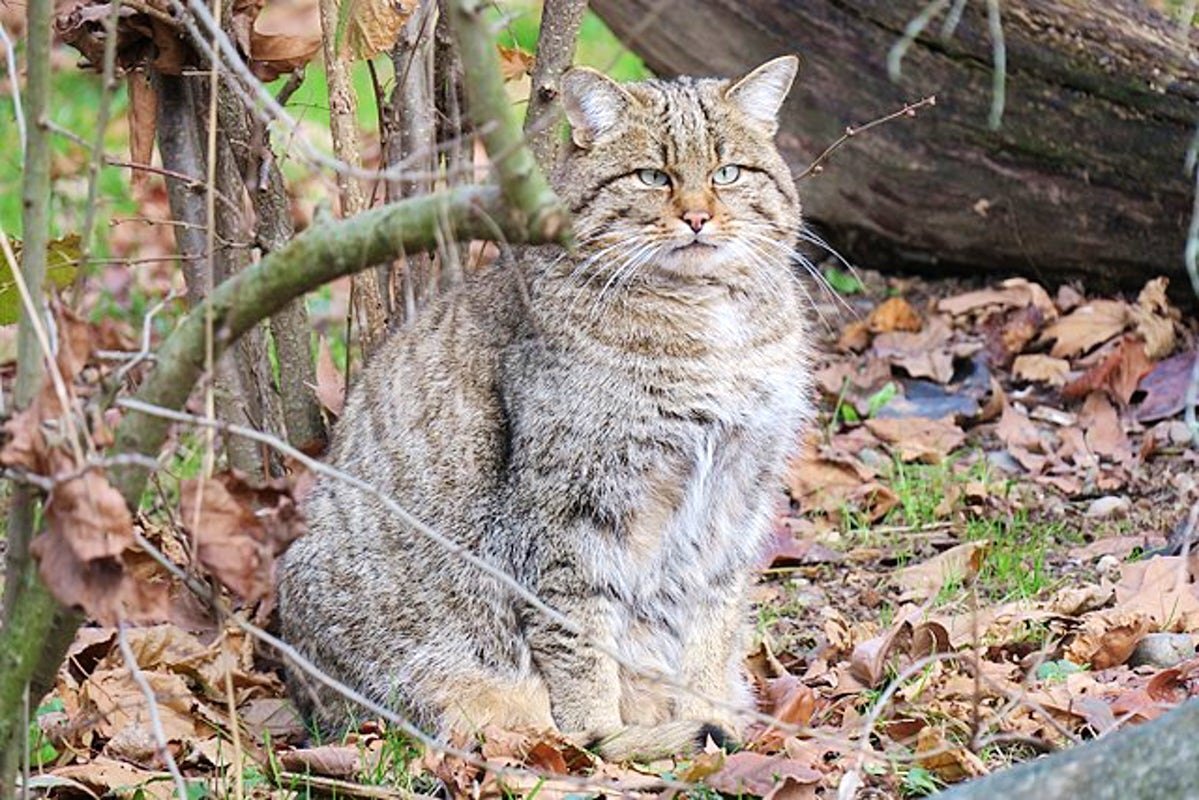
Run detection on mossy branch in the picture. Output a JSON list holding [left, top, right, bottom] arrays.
[[110, 185, 556, 502]]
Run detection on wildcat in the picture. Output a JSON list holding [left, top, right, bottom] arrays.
[[277, 55, 813, 761]]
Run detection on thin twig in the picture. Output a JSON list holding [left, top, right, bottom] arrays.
[[797, 95, 936, 180], [71, 0, 125, 308], [116, 621, 190, 799], [0, 22, 25, 157]]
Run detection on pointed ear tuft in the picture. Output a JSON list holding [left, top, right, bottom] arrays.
[[724, 55, 799, 133], [561, 67, 635, 148]]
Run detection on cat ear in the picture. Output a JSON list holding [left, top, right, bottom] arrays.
[[561, 67, 636, 148], [725, 55, 799, 133]]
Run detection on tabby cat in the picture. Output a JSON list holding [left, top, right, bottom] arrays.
[[277, 56, 814, 761]]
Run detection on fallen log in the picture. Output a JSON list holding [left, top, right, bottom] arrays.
[[592, 0, 1199, 298]]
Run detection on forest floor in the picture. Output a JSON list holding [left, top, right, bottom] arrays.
[[11, 260, 1199, 800]]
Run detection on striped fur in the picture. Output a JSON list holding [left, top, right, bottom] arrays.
[[277, 57, 814, 761]]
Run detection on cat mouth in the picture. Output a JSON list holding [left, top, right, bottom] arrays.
[[673, 239, 718, 253]]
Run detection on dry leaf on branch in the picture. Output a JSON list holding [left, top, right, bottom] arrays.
[[180, 472, 304, 603]]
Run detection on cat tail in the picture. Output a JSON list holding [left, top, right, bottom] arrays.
[[587, 720, 734, 762]]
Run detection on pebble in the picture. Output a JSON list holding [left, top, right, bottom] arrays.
[[1096, 554, 1122, 578], [1128, 633, 1196, 670], [1085, 496, 1131, 519]]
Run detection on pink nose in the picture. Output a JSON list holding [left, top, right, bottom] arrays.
[[682, 210, 711, 233]]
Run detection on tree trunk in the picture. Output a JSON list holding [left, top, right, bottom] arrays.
[[591, 0, 1198, 298]]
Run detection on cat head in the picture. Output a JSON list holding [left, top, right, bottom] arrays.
[[555, 57, 801, 284]]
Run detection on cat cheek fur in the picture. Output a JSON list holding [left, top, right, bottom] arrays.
[[277, 57, 812, 762]]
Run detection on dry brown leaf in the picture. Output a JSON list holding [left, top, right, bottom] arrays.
[[1115, 557, 1199, 632], [50, 757, 173, 800], [81, 668, 199, 740], [1065, 610, 1150, 670], [313, 335, 345, 417], [915, 726, 988, 783], [982, 304, 1043, 367], [1012, 354, 1070, 386], [180, 473, 303, 603], [893, 542, 988, 601], [249, 0, 322, 80], [864, 416, 966, 464], [498, 44, 535, 82], [1132, 277, 1176, 359], [868, 296, 923, 333], [936, 278, 1055, 319], [279, 744, 362, 777], [1078, 392, 1132, 463], [343, 0, 417, 59], [871, 316, 955, 383], [1039, 299, 1130, 359], [127, 71, 157, 190], [1062, 336, 1153, 406], [836, 319, 871, 352], [995, 400, 1044, 452], [705, 751, 822, 798], [46, 472, 133, 562]]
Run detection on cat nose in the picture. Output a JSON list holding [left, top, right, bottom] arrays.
[[682, 210, 711, 233]]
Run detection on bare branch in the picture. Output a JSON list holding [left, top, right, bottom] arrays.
[[524, 0, 587, 170], [797, 95, 936, 180]]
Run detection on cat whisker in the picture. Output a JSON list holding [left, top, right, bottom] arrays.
[[737, 230, 854, 316]]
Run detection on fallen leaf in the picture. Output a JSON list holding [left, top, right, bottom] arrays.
[[1064, 610, 1150, 670], [1078, 392, 1132, 462], [1011, 354, 1070, 386], [50, 758, 173, 800], [1115, 557, 1199, 632], [872, 316, 955, 383], [1062, 336, 1153, 406], [1038, 300, 1129, 359], [893, 541, 988, 601], [279, 744, 362, 777], [916, 726, 988, 783], [995, 400, 1044, 452], [982, 304, 1043, 367], [867, 296, 923, 333], [865, 416, 966, 464], [705, 751, 822, 797], [1131, 277, 1176, 359], [936, 278, 1056, 319], [1135, 351, 1196, 422]]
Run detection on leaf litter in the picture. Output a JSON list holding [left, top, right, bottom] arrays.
[[4, 267, 1199, 798]]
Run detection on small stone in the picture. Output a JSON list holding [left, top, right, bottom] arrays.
[[1086, 496, 1131, 519], [1128, 633, 1196, 670], [1096, 554, 1121, 577]]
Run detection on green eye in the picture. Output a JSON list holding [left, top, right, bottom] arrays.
[[712, 165, 741, 185], [637, 168, 670, 187]]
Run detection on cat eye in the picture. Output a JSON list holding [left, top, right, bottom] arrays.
[[637, 168, 670, 187], [712, 165, 742, 185]]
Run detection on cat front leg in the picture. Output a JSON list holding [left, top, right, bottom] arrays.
[[521, 563, 626, 739]]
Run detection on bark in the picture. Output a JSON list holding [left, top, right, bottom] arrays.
[[218, 80, 326, 453], [591, 0, 1199, 297], [386, 2, 439, 324], [939, 699, 1199, 800], [317, 0, 388, 348], [156, 72, 265, 476], [524, 0, 587, 171]]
